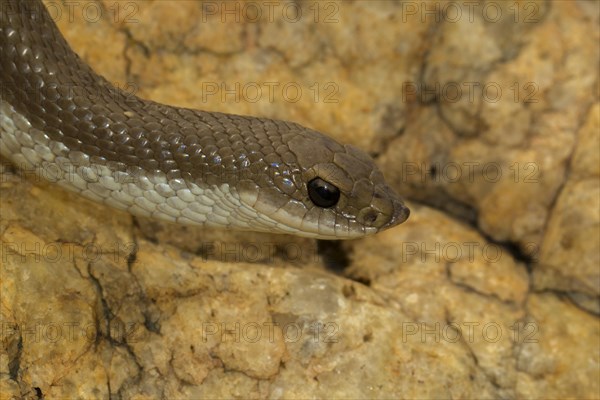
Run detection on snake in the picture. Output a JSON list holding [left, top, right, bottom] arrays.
[[0, 0, 409, 239]]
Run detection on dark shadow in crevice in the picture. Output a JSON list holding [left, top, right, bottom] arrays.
[[317, 240, 350, 274]]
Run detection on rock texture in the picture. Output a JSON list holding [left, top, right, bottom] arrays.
[[1, 0, 598, 399]]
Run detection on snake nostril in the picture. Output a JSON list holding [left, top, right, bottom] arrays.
[[364, 211, 379, 225]]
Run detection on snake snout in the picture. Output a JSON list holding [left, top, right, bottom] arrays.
[[373, 182, 410, 231], [356, 184, 410, 231], [384, 199, 410, 229]]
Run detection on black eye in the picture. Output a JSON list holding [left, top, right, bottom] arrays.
[[308, 177, 340, 208]]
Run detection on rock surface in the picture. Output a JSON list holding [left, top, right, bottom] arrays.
[[1, 0, 598, 398]]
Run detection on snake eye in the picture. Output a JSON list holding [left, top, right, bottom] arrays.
[[308, 177, 340, 208]]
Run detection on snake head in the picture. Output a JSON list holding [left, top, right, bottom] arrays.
[[235, 125, 409, 239]]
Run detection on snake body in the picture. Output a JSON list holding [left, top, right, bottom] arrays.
[[0, 0, 409, 239]]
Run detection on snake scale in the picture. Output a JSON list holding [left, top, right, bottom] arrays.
[[0, 0, 409, 239]]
